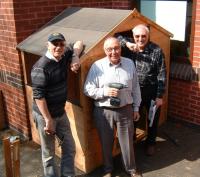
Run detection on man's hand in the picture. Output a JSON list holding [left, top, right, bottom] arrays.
[[44, 118, 55, 135], [104, 87, 119, 97], [133, 111, 140, 122], [35, 98, 55, 135], [126, 42, 139, 52], [70, 57, 80, 73]]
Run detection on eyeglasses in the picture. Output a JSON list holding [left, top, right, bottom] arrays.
[[105, 46, 121, 53], [134, 35, 147, 39], [51, 41, 65, 47]]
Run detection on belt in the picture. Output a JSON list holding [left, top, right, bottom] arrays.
[[100, 104, 132, 110]]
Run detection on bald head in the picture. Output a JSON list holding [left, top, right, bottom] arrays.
[[132, 24, 149, 36]]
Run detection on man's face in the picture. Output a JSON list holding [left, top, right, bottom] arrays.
[[47, 40, 66, 59], [133, 27, 149, 50], [104, 38, 121, 65]]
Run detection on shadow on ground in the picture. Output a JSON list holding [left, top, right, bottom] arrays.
[[1, 118, 200, 177]]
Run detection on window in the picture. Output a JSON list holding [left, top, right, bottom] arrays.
[[134, 0, 193, 60]]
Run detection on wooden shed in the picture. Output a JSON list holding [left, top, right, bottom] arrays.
[[17, 7, 172, 173]]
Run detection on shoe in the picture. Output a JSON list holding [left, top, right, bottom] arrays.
[[145, 145, 155, 156], [103, 173, 111, 177], [131, 171, 143, 177]]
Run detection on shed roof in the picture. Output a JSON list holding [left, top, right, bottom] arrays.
[[16, 7, 131, 56]]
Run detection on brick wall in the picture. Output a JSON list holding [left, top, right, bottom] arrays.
[[112, 0, 132, 9], [0, 0, 30, 137], [0, 0, 131, 138], [168, 0, 200, 125], [192, 0, 200, 68], [168, 80, 200, 125]]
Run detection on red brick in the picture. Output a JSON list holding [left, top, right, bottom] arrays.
[[169, 79, 200, 124], [1, 2, 13, 8], [191, 113, 200, 119], [42, 6, 56, 11]]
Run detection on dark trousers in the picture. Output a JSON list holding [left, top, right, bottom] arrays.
[[139, 85, 161, 145], [93, 105, 136, 175]]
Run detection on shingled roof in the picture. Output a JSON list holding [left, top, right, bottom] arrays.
[[16, 7, 131, 56]]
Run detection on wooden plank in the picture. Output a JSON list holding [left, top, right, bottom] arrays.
[[21, 52, 40, 85], [25, 86, 40, 144], [135, 128, 146, 142], [12, 139, 20, 177], [3, 137, 13, 177], [20, 52, 28, 85]]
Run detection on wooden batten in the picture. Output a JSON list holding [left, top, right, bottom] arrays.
[[3, 137, 20, 177]]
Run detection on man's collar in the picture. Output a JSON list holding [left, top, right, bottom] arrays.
[[45, 50, 59, 62], [106, 57, 122, 67]]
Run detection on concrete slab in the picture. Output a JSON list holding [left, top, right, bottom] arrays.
[[1, 119, 200, 177]]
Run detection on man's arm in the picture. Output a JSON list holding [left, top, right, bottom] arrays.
[[31, 66, 55, 134], [84, 63, 104, 100], [117, 35, 138, 51], [84, 64, 119, 101], [132, 64, 142, 121], [156, 49, 167, 108], [35, 98, 55, 135], [70, 40, 83, 73]]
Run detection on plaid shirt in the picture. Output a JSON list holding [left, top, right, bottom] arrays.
[[119, 36, 167, 98]]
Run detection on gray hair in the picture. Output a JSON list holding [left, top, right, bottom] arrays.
[[103, 37, 120, 50], [132, 24, 149, 35]]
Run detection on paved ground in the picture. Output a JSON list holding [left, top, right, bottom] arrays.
[[1, 118, 200, 177]]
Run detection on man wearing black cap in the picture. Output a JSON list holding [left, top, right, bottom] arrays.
[[31, 32, 83, 177]]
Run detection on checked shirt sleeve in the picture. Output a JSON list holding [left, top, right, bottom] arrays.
[[156, 48, 167, 98]]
